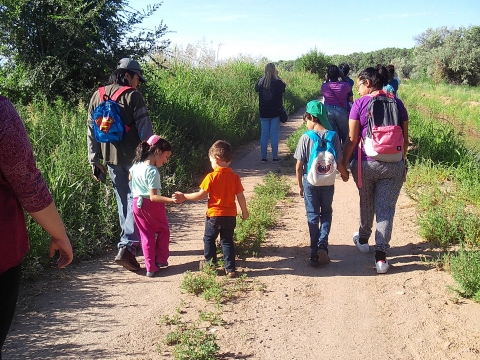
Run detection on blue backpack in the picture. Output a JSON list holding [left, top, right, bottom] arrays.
[[305, 130, 337, 186], [92, 86, 132, 143]]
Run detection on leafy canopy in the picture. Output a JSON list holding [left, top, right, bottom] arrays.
[[0, 0, 170, 103]]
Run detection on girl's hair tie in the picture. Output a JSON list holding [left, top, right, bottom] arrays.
[[147, 134, 161, 146]]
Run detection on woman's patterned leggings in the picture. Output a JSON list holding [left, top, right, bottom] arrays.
[[351, 159, 405, 253]]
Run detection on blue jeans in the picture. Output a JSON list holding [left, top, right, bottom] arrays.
[[303, 175, 334, 256], [203, 216, 236, 272], [260, 116, 280, 159], [325, 105, 349, 144], [107, 164, 140, 254]]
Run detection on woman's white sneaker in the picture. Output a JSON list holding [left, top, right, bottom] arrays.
[[375, 260, 390, 274], [353, 232, 369, 253]]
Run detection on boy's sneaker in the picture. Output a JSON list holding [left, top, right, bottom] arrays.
[[309, 255, 319, 267], [272, 158, 282, 163], [156, 262, 169, 268], [226, 270, 236, 278], [317, 249, 330, 265], [353, 232, 369, 253], [261, 158, 268, 164], [375, 260, 390, 274]]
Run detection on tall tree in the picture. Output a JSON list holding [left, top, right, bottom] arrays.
[[0, 0, 170, 103]]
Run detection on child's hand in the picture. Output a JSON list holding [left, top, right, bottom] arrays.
[[173, 191, 186, 204], [242, 210, 249, 221], [341, 172, 349, 182]]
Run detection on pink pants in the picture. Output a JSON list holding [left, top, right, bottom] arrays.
[[132, 197, 170, 272]]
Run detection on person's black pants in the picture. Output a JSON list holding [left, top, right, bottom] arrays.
[[0, 264, 22, 360]]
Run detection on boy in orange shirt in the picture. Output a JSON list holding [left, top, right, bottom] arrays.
[[173, 140, 249, 277]]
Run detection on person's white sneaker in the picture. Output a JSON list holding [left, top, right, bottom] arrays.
[[375, 260, 390, 274], [353, 232, 369, 253]]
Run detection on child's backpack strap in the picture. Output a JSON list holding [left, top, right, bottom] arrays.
[[323, 130, 336, 160]]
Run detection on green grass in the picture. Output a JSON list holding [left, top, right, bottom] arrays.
[[398, 80, 480, 302], [234, 172, 291, 255], [448, 249, 480, 302]]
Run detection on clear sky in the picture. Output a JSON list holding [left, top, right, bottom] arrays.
[[131, 0, 480, 61]]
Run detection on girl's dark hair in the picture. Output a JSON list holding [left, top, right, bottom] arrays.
[[133, 138, 172, 163], [327, 65, 340, 81], [357, 65, 389, 90], [107, 69, 138, 86]]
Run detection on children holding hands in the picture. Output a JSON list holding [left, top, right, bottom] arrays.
[[173, 140, 249, 278]]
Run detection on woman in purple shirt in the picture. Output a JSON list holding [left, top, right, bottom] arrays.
[[321, 65, 352, 145], [342, 65, 409, 274]]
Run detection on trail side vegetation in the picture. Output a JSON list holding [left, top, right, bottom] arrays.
[[399, 80, 480, 302], [0, 0, 479, 303]]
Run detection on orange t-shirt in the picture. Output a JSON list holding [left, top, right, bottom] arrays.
[[200, 167, 244, 217]]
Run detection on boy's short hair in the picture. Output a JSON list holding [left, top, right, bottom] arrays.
[[209, 140, 233, 163]]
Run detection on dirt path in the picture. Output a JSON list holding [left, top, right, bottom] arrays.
[[4, 109, 480, 360]]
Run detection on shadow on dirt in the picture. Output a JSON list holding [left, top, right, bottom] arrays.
[[235, 242, 435, 278]]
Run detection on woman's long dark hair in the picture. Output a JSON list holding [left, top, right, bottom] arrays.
[[133, 138, 172, 163], [357, 65, 389, 90]]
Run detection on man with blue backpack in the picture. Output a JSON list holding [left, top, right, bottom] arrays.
[[87, 58, 154, 272], [294, 100, 349, 267]]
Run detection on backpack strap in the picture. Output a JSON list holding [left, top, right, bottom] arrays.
[[324, 130, 337, 160], [305, 130, 320, 173], [357, 139, 363, 189], [110, 86, 133, 101], [98, 86, 106, 101]]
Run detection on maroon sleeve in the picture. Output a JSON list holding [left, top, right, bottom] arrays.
[[0, 96, 53, 212]]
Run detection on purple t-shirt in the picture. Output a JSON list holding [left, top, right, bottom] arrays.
[[321, 81, 351, 108], [350, 94, 408, 161]]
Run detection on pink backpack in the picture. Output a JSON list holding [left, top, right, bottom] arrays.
[[357, 91, 404, 188]]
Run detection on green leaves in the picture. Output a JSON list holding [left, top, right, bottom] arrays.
[[0, 0, 170, 104], [413, 26, 480, 85]]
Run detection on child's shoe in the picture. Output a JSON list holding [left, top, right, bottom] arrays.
[[156, 262, 169, 268], [226, 270, 236, 278], [146, 270, 158, 277]]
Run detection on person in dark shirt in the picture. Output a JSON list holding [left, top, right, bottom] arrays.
[[255, 63, 286, 164], [87, 58, 154, 272]]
